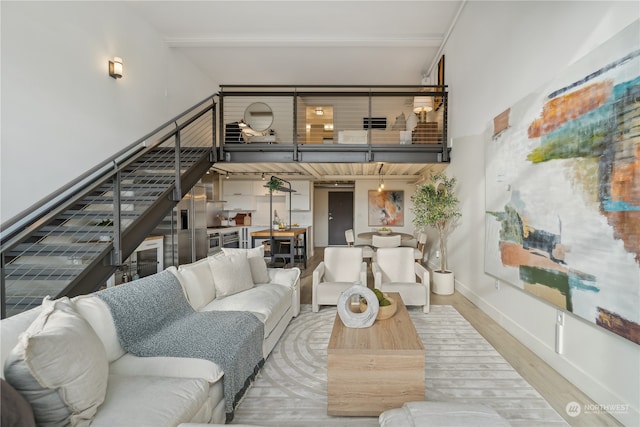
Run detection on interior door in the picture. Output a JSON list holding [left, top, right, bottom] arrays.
[[328, 191, 354, 245]]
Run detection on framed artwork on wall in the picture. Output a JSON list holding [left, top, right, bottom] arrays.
[[368, 190, 404, 226], [434, 55, 445, 111], [484, 21, 640, 345]]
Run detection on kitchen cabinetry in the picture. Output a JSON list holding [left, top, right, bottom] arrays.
[[253, 181, 271, 197], [239, 226, 265, 249], [223, 180, 256, 211], [252, 181, 288, 198], [287, 181, 310, 211], [224, 180, 253, 195], [223, 179, 310, 213]]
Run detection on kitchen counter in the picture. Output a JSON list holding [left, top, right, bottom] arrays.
[[250, 227, 308, 269], [207, 225, 312, 258], [207, 226, 242, 234], [249, 227, 308, 238]]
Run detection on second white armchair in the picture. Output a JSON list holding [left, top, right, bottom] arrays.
[[373, 247, 430, 313]]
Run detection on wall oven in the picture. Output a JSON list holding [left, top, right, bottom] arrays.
[[221, 230, 240, 249], [207, 231, 222, 255]]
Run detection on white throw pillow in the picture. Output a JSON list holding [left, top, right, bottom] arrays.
[[73, 295, 125, 362], [169, 258, 216, 310], [248, 256, 270, 284], [208, 253, 254, 298], [4, 297, 108, 427], [221, 246, 263, 259], [221, 246, 269, 284]]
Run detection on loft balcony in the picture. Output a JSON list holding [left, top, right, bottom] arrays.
[[217, 85, 450, 165]]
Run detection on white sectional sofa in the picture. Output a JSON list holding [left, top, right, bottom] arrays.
[[1, 247, 300, 427]]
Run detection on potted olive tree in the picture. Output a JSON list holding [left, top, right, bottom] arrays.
[[411, 172, 461, 295]]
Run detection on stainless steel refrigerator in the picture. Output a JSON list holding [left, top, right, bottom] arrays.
[[153, 182, 208, 267]]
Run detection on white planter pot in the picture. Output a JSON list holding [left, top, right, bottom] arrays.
[[432, 270, 455, 295]]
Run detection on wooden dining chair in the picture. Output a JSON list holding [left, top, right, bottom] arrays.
[[414, 232, 428, 263], [345, 229, 374, 261]]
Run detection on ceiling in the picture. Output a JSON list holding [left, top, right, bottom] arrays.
[[127, 0, 465, 181], [211, 161, 448, 185]]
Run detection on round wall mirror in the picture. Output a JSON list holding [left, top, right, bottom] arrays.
[[244, 102, 273, 132]]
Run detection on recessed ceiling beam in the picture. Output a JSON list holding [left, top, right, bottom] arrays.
[[166, 35, 443, 48], [297, 163, 323, 179], [322, 174, 420, 181]]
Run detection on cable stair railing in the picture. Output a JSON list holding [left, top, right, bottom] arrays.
[[0, 95, 217, 318]]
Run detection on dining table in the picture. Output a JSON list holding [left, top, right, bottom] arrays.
[[357, 231, 416, 243]]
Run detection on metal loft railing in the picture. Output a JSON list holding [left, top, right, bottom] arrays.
[[0, 95, 217, 318], [218, 85, 449, 165]]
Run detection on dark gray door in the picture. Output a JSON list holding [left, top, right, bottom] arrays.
[[328, 191, 353, 245]]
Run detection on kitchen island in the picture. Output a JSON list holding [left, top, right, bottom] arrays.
[[250, 227, 307, 269]]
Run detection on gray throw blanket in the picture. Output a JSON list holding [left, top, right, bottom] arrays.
[[96, 270, 264, 422]]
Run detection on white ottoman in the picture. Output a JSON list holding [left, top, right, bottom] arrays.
[[379, 402, 511, 427]]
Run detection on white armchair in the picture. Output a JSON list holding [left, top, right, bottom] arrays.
[[312, 247, 367, 312], [372, 247, 430, 313]]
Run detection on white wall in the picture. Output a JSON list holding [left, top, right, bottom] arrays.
[[313, 180, 420, 247], [354, 180, 418, 240], [442, 2, 639, 425], [0, 2, 217, 222]]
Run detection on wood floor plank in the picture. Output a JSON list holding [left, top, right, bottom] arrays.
[[299, 247, 623, 427]]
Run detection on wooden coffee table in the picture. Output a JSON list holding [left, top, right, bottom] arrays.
[[327, 293, 425, 416]]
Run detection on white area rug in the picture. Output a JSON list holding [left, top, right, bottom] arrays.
[[232, 305, 568, 426]]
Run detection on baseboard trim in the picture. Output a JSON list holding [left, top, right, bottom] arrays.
[[444, 266, 639, 426]]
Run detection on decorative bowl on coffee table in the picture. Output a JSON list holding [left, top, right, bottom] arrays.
[[360, 296, 397, 320]]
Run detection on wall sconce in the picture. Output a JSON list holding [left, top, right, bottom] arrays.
[[315, 107, 324, 116], [413, 96, 433, 123], [109, 57, 123, 79]]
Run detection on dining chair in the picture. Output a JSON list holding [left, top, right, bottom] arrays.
[[414, 232, 428, 263], [372, 234, 402, 249], [345, 229, 374, 261], [373, 247, 430, 313]]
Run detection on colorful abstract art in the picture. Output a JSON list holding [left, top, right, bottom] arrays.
[[485, 21, 640, 345], [368, 190, 404, 226]]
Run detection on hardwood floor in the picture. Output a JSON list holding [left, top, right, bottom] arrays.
[[298, 247, 622, 427]]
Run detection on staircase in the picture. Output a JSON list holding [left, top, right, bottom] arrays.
[[1, 96, 216, 318]]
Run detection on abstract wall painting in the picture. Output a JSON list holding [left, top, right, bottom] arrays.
[[368, 190, 404, 226], [485, 21, 640, 345]]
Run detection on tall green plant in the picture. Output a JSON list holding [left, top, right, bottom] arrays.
[[411, 172, 461, 272]]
